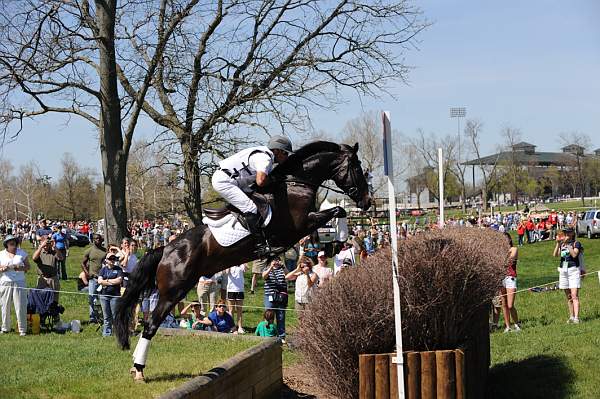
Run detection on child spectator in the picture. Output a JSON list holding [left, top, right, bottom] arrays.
[[255, 310, 277, 337], [180, 302, 210, 331]]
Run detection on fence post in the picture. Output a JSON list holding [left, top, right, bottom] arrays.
[[420, 351, 436, 399], [389, 354, 399, 399], [375, 354, 390, 399], [455, 349, 465, 399], [360, 354, 376, 399], [435, 350, 456, 399], [405, 352, 421, 399]]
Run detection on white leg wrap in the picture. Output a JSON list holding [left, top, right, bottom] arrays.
[[133, 337, 151, 366]]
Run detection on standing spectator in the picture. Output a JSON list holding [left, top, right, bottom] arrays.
[[51, 224, 69, 280], [334, 241, 355, 275], [82, 234, 107, 323], [262, 257, 288, 342], [549, 210, 558, 240], [285, 256, 318, 312], [32, 235, 61, 302], [255, 309, 277, 337], [565, 212, 574, 227], [196, 274, 218, 313], [206, 299, 236, 333], [219, 270, 228, 301], [353, 231, 368, 263], [283, 243, 300, 273], [35, 220, 52, 242], [553, 228, 582, 324], [525, 218, 535, 244], [303, 237, 319, 264], [118, 238, 138, 291], [517, 221, 526, 246], [98, 254, 124, 336], [313, 251, 333, 285], [0, 235, 30, 335], [501, 233, 520, 332], [225, 264, 246, 334], [250, 258, 267, 294]]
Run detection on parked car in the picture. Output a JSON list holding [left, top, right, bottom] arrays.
[[66, 229, 90, 247], [576, 210, 600, 239]]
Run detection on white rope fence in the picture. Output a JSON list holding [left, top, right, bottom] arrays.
[[8, 267, 600, 312]]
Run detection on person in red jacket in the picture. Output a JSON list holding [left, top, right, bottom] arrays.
[[517, 221, 526, 246], [525, 218, 535, 244]]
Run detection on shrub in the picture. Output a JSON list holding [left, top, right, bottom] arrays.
[[296, 228, 508, 398]]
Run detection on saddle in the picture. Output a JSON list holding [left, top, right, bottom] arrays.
[[204, 192, 272, 225]]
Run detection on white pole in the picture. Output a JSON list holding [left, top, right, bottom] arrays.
[[382, 111, 405, 399], [438, 148, 445, 228]]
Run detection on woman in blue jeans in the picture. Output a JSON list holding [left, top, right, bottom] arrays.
[[261, 257, 288, 342], [98, 254, 123, 336]]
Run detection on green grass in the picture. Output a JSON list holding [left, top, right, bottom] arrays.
[[486, 234, 600, 398], [6, 231, 600, 398], [0, 331, 257, 398], [0, 242, 276, 398]]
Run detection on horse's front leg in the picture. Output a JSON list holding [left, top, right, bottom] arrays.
[[305, 206, 346, 232]]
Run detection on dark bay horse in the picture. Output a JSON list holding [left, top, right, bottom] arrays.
[[114, 141, 371, 380]]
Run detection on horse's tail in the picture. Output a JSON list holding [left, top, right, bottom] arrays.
[[114, 246, 164, 350]]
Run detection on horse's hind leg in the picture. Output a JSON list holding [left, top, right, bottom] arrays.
[[130, 291, 189, 381]]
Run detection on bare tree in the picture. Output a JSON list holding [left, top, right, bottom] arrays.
[[116, 1, 429, 224], [411, 129, 459, 203], [14, 161, 43, 220], [464, 119, 499, 211], [0, 159, 15, 219], [0, 0, 197, 242], [500, 126, 524, 210], [54, 153, 98, 220]]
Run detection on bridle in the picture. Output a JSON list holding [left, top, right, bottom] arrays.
[[284, 152, 362, 198]]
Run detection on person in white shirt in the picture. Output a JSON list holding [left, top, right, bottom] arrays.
[[211, 136, 293, 254], [225, 264, 247, 334], [313, 251, 333, 285], [285, 256, 318, 313], [0, 235, 31, 335], [334, 241, 355, 275]]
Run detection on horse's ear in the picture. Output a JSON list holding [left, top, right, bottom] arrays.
[[353, 143, 359, 153]]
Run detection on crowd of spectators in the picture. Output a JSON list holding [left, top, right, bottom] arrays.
[[0, 205, 589, 338]]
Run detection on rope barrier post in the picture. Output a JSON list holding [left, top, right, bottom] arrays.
[[382, 111, 405, 399]]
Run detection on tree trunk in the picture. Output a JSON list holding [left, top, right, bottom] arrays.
[[482, 187, 488, 212], [97, 0, 128, 244], [181, 138, 203, 226]]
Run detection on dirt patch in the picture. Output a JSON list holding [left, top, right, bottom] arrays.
[[280, 363, 336, 399]]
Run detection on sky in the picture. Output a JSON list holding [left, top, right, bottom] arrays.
[[2, 0, 599, 180]]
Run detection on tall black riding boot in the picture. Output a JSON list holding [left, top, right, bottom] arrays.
[[243, 212, 269, 255]]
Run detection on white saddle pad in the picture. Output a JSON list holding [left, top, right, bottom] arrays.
[[202, 207, 272, 247]]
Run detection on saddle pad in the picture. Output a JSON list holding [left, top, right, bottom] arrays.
[[202, 207, 272, 247]]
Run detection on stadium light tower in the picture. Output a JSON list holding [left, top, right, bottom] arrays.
[[450, 106, 467, 174]]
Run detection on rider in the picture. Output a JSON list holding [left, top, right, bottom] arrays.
[[211, 135, 293, 253]]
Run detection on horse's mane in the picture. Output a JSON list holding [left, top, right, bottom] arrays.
[[271, 141, 343, 178]]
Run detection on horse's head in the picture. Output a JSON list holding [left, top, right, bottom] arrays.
[[332, 143, 372, 211]]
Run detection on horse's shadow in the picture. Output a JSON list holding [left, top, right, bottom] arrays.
[[145, 367, 227, 383], [486, 355, 575, 398]]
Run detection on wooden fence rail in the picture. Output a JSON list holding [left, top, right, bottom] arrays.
[[359, 323, 490, 399]]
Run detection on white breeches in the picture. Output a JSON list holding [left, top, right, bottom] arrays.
[[211, 170, 257, 214]]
